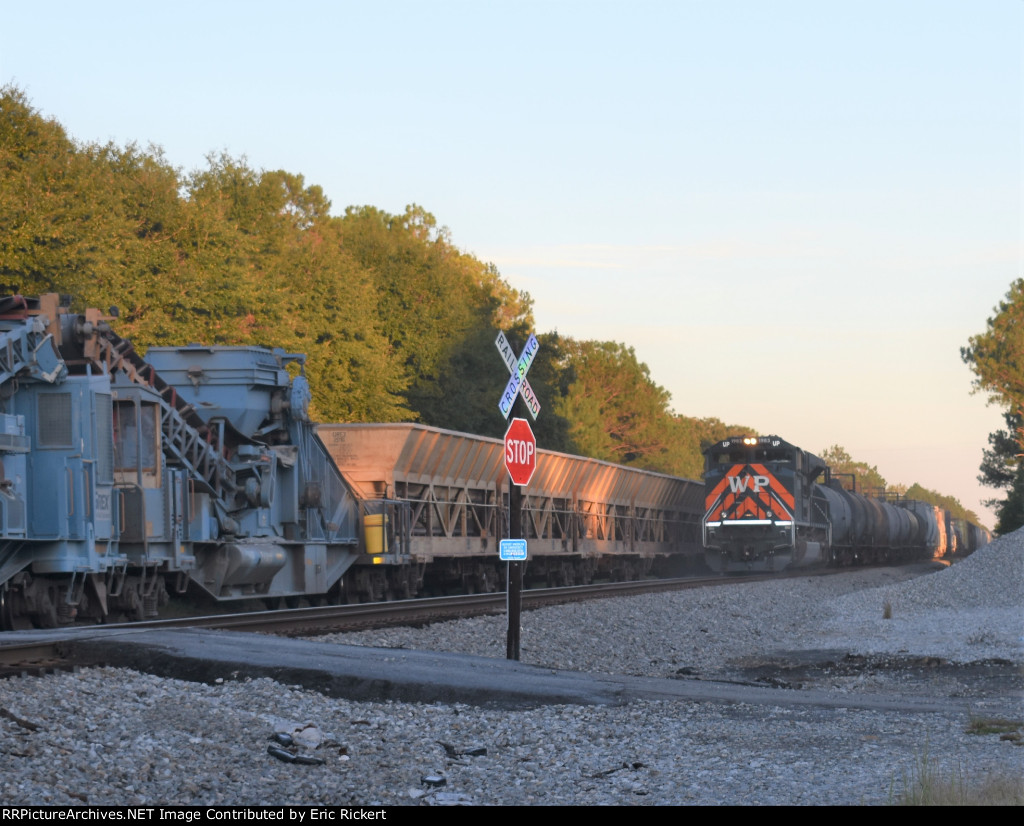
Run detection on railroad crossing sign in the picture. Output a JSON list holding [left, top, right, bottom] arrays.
[[494, 332, 540, 663], [504, 417, 537, 487], [495, 331, 541, 419]]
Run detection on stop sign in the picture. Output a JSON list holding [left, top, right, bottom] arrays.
[[504, 417, 537, 487]]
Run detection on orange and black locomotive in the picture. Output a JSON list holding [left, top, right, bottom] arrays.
[[702, 435, 986, 573], [702, 436, 830, 572]]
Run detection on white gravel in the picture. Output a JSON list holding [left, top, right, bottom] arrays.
[[0, 531, 1021, 806], [319, 536, 1023, 679]]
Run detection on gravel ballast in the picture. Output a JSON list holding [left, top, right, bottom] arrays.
[[1, 531, 1021, 806]]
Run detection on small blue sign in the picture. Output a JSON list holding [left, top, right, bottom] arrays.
[[499, 538, 528, 561]]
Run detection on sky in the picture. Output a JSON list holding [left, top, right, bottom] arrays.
[[1, 1, 1020, 526]]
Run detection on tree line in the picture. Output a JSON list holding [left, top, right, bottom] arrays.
[[0, 85, 744, 480], [0, 85, 989, 518]]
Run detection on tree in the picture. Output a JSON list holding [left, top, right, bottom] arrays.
[[0, 91, 412, 423], [962, 278, 1024, 415], [963, 280, 1024, 533], [337, 203, 536, 427], [553, 340, 678, 469], [156, 156, 410, 422], [818, 445, 887, 493], [0, 86, 183, 303], [418, 324, 573, 449], [971, 411, 1024, 534]]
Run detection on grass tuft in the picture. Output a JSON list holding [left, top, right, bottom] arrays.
[[965, 716, 1023, 737], [893, 748, 1024, 805]]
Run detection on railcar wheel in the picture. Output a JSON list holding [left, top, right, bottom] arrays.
[[32, 585, 59, 629]]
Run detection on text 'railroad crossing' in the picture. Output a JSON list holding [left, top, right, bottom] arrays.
[[495, 331, 541, 419]]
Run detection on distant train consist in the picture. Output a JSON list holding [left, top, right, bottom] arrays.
[[0, 295, 990, 628], [702, 435, 989, 573]]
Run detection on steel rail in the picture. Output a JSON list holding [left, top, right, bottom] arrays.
[[0, 564, 910, 670]]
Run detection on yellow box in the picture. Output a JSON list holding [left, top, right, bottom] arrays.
[[363, 513, 388, 555]]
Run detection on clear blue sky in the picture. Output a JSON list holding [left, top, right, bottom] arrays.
[[2, 1, 1020, 525]]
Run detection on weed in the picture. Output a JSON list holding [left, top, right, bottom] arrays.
[[893, 748, 1024, 805], [965, 716, 1023, 737]]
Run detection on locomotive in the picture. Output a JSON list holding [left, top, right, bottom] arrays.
[[701, 435, 989, 573]]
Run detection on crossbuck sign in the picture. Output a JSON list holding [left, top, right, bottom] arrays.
[[495, 331, 541, 419]]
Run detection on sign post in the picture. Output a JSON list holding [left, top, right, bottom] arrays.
[[494, 331, 540, 661]]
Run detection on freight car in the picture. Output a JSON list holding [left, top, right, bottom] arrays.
[[701, 435, 988, 573], [0, 294, 397, 628], [318, 423, 704, 600], [0, 295, 705, 628]]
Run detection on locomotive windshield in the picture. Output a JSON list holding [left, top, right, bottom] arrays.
[[709, 446, 794, 466], [755, 448, 793, 463]]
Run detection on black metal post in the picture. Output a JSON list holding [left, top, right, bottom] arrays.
[[506, 485, 522, 660], [506, 396, 524, 661]]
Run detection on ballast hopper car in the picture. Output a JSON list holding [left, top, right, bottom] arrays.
[[319, 423, 705, 599], [0, 294, 401, 628]]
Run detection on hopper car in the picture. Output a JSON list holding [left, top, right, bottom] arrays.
[[701, 435, 990, 573], [0, 294, 704, 629], [318, 422, 704, 600]]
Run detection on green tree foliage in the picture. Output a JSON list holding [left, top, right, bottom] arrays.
[[962, 278, 1024, 413], [969, 411, 1024, 534], [963, 281, 1024, 534], [819, 445, 887, 493], [553, 339, 702, 473], [0, 84, 780, 482], [423, 325, 573, 450], [554, 339, 666, 467], [0, 86, 183, 301], [335, 204, 542, 430], [653, 415, 756, 480], [986, 471, 1024, 535], [903, 483, 979, 526], [978, 411, 1022, 492], [551, 339, 758, 476], [0, 88, 410, 422]]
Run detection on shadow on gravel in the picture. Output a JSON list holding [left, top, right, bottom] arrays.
[[733, 649, 1023, 702]]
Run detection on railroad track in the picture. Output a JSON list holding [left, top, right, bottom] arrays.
[[0, 639, 72, 678], [0, 565, 921, 677]]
